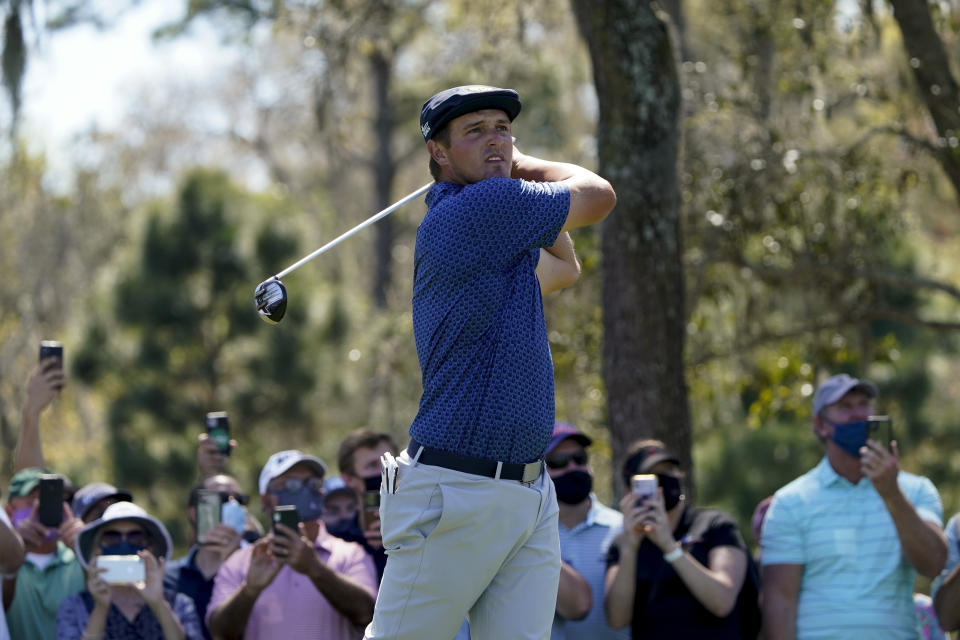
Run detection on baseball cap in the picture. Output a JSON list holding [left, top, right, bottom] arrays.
[[812, 374, 877, 415], [420, 85, 521, 142], [75, 501, 172, 569], [622, 443, 680, 485], [544, 422, 593, 457], [323, 476, 355, 502], [71, 483, 133, 521], [7, 467, 50, 499], [258, 449, 327, 496]]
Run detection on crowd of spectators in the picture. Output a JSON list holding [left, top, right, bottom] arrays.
[[1, 352, 955, 639]]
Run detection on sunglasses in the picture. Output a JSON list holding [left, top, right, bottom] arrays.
[[99, 529, 150, 548], [268, 477, 323, 494], [545, 450, 589, 470]]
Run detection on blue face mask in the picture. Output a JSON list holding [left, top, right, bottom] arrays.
[[276, 487, 324, 522], [221, 499, 247, 535], [100, 541, 146, 556], [829, 420, 869, 458]]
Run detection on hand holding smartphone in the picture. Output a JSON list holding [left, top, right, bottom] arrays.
[[38, 474, 64, 528], [97, 555, 146, 585], [196, 490, 222, 544], [272, 505, 300, 535], [205, 411, 232, 456], [38, 340, 64, 391], [631, 474, 658, 506], [867, 415, 894, 451]]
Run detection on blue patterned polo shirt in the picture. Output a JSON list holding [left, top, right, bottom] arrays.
[[409, 177, 570, 463]]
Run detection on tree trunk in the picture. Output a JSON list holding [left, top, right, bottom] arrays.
[[371, 49, 396, 308], [570, 0, 691, 493], [888, 0, 960, 203]]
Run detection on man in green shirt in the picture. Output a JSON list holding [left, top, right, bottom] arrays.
[[3, 467, 85, 640]]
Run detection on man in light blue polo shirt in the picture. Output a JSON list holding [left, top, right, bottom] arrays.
[[545, 422, 630, 640], [761, 373, 947, 639]]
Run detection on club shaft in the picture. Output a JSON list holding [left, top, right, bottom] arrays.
[[274, 181, 434, 280]]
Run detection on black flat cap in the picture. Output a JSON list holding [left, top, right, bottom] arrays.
[[420, 85, 521, 142]]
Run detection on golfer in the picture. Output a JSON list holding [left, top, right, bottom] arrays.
[[364, 85, 616, 640]]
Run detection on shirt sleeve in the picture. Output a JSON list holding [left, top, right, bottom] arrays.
[[54, 593, 87, 640], [700, 512, 747, 551], [905, 475, 943, 526], [205, 546, 249, 628], [173, 592, 205, 640], [932, 514, 960, 597], [424, 178, 569, 269], [333, 541, 378, 598], [760, 494, 806, 566]]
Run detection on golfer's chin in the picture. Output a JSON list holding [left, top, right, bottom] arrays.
[[481, 162, 511, 180]]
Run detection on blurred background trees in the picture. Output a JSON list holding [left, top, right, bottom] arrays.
[[1, 0, 958, 549]]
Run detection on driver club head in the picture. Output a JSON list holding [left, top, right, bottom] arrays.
[[255, 278, 287, 324]]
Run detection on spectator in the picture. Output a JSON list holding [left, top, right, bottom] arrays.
[[545, 422, 629, 640], [335, 428, 399, 579], [931, 512, 960, 630], [0, 493, 25, 640], [164, 475, 247, 640], [56, 501, 201, 639], [72, 483, 133, 524], [207, 449, 377, 639], [3, 468, 86, 640], [605, 440, 754, 639], [321, 476, 360, 540], [761, 373, 947, 639]]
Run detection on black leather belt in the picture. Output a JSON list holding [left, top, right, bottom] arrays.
[[408, 439, 543, 484]]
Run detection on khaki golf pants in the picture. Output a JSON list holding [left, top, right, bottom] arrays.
[[364, 449, 561, 640]]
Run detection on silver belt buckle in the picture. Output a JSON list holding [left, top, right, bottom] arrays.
[[521, 460, 542, 484]]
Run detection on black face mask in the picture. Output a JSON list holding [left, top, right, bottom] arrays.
[[326, 515, 364, 543], [656, 473, 684, 511], [553, 470, 593, 505]]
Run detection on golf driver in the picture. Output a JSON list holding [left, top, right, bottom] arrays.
[[255, 181, 434, 324]]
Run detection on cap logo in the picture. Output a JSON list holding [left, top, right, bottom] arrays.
[[421, 121, 431, 139]]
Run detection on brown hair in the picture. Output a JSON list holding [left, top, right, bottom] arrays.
[[337, 428, 399, 476]]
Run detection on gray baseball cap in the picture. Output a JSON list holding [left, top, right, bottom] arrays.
[[812, 374, 877, 415]]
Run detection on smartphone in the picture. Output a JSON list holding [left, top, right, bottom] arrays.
[[631, 474, 658, 506], [867, 415, 893, 449], [358, 475, 381, 530], [37, 474, 64, 528], [196, 490, 222, 544], [272, 505, 300, 535], [205, 411, 231, 456], [97, 555, 145, 584], [39, 340, 64, 390]]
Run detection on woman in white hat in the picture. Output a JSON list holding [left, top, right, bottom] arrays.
[[54, 502, 202, 640]]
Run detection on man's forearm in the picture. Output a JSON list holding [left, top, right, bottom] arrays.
[[208, 583, 259, 640], [13, 405, 44, 471], [512, 151, 585, 183], [935, 564, 960, 630], [884, 491, 947, 577], [309, 562, 375, 628]]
